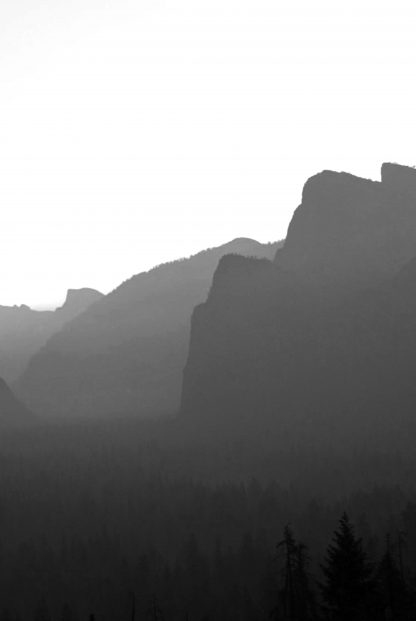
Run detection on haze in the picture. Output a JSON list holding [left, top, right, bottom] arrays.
[[1, 0, 415, 307]]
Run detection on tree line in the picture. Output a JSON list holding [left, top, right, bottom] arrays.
[[1, 513, 416, 620], [0, 421, 415, 619]]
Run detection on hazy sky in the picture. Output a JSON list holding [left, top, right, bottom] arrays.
[[1, 0, 416, 307]]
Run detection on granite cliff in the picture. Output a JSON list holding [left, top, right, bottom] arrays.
[[181, 164, 416, 450], [18, 239, 280, 418], [0, 288, 103, 384]]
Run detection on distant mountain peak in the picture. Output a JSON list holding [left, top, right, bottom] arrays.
[[381, 162, 416, 188], [181, 162, 416, 445], [0, 287, 104, 385], [223, 237, 264, 247], [57, 288, 103, 316], [18, 239, 280, 419], [278, 163, 416, 287]]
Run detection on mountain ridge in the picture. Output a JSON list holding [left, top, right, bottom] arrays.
[[17, 239, 281, 419], [0, 288, 103, 385], [181, 163, 416, 451]]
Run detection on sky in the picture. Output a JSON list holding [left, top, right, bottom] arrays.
[[1, 0, 416, 307]]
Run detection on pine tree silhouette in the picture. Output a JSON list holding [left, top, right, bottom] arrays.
[[320, 513, 374, 621], [271, 526, 317, 621], [279, 526, 297, 620], [130, 592, 136, 621], [375, 534, 413, 621], [294, 543, 319, 621]]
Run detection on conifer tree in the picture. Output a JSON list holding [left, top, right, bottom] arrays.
[[294, 543, 318, 621], [320, 513, 374, 621], [271, 526, 317, 621], [279, 526, 297, 620], [375, 535, 412, 621], [130, 591, 136, 621]]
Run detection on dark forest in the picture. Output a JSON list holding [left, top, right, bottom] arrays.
[[3, 164, 416, 619]]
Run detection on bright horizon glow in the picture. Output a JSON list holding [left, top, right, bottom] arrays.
[[1, 0, 416, 307]]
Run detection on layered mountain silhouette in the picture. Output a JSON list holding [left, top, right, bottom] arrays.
[[0, 288, 103, 385], [17, 239, 279, 418], [181, 164, 416, 450]]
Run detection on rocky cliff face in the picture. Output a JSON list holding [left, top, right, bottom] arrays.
[[181, 164, 416, 449], [17, 239, 280, 419], [277, 164, 416, 286], [0, 288, 103, 384], [55, 288, 103, 320]]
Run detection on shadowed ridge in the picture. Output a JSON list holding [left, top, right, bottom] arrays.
[[0, 376, 31, 422], [103, 237, 280, 295], [56, 288, 103, 318], [276, 165, 416, 287], [180, 163, 416, 449], [217, 237, 277, 253], [209, 254, 274, 294], [17, 239, 281, 419], [0, 288, 104, 385], [381, 162, 416, 188]]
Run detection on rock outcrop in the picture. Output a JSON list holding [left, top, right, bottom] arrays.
[[277, 165, 416, 286], [181, 164, 416, 450], [56, 288, 103, 320], [17, 239, 280, 419], [0, 288, 103, 384]]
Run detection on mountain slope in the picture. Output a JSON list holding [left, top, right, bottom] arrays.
[[0, 288, 103, 385], [18, 239, 280, 419], [181, 164, 416, 450], [0, 377, 31, 422], [0, 288, 103, 384]]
